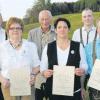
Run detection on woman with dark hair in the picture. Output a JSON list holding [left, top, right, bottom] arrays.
[[40, 18, 88, 100]]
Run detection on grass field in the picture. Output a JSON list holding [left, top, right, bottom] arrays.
[[23, 12, 100, 39]]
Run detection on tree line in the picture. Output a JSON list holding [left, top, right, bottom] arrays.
[[23, 0, 100, 25]]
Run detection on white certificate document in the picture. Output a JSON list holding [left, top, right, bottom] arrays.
[[88, 59, 100, 90], [52, 65, 75, 96], [9, 67, 31, 96], [35, 73, 46, 89]]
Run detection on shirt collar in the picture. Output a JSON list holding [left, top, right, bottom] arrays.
[[39, 25, 54, 34], [83, 25, 96, 32]]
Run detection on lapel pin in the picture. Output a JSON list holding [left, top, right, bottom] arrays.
[[71, 50, 75, 54]]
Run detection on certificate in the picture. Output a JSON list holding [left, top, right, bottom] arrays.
[[88, 59, 100, 90], [9, 67, 31, 96], [35, 73, 46, 89], [52, 65, 75, 96]]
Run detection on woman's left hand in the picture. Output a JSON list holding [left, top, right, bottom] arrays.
[[75, 68, 85, 76]]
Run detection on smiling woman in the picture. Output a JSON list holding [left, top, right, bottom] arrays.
[[0, 17, 40, 100], [40, 17, 88, 100]]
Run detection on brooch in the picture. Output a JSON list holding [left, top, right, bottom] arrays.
[[71, 50, 75, 54]]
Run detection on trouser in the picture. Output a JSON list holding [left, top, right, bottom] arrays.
[[84, 74, 90, 90], [82, 74, 90, 100], [88, 87, 100, 100], [1, 85, 32, 100], [47, 91, 82, 100], [31, 86, 35, 100], [0, 83, 4, 100], [35, 83, 48, 100], [35, 88, 44, 100]]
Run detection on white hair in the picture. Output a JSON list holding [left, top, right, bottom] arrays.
[[39, 10, 52, 21]]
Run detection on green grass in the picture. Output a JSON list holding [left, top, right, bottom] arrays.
[[23, 12, 100, 39]]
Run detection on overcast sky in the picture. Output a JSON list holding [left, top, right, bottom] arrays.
[[0, 0, 78, 21]]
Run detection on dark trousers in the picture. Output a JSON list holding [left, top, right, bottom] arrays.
[[48, 91, 82, 100], [35, 88, 44, 100], [88, 87, 100, 100], [84, 74, 90, 90], [0, 83, 4, 100]]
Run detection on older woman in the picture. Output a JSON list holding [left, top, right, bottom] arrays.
[[0, 17, 40, 100], [85, 18, 100, 100], [40, 18, 88, 100]]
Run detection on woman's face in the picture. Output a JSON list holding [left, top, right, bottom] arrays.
[[8, 23, 22, 40], [55, 21, 69, 39]]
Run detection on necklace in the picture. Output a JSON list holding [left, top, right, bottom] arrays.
[[9, 40, 22, 49]]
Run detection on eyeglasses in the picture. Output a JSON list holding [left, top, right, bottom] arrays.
[[9, 27, 22, 31]]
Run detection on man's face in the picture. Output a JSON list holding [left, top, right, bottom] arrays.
[[39, 12, 51, 30], [82, 10, 94, 26]]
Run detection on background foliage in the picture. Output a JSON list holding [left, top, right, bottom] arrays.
[[23, 12, 100, 39], [23, 0, 100, 25]]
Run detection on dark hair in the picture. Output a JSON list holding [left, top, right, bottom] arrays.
[[54, 18, 71, 29]]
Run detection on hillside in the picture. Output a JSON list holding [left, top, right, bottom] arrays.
[[23, 12, 100, 39]]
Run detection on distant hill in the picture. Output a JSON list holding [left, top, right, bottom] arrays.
[[23, 12, 100, 39]]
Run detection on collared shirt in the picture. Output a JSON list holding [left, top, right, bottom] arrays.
[[28, 25, 56, 59], [0, 39, 40, 79], [85, 38, 100, 75], [0, 27, 6, 42], [40, 43, 88, 73], [72, 26, 96, 47]]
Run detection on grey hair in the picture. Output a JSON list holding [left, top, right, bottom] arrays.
[[38, 10, 52, 21]]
